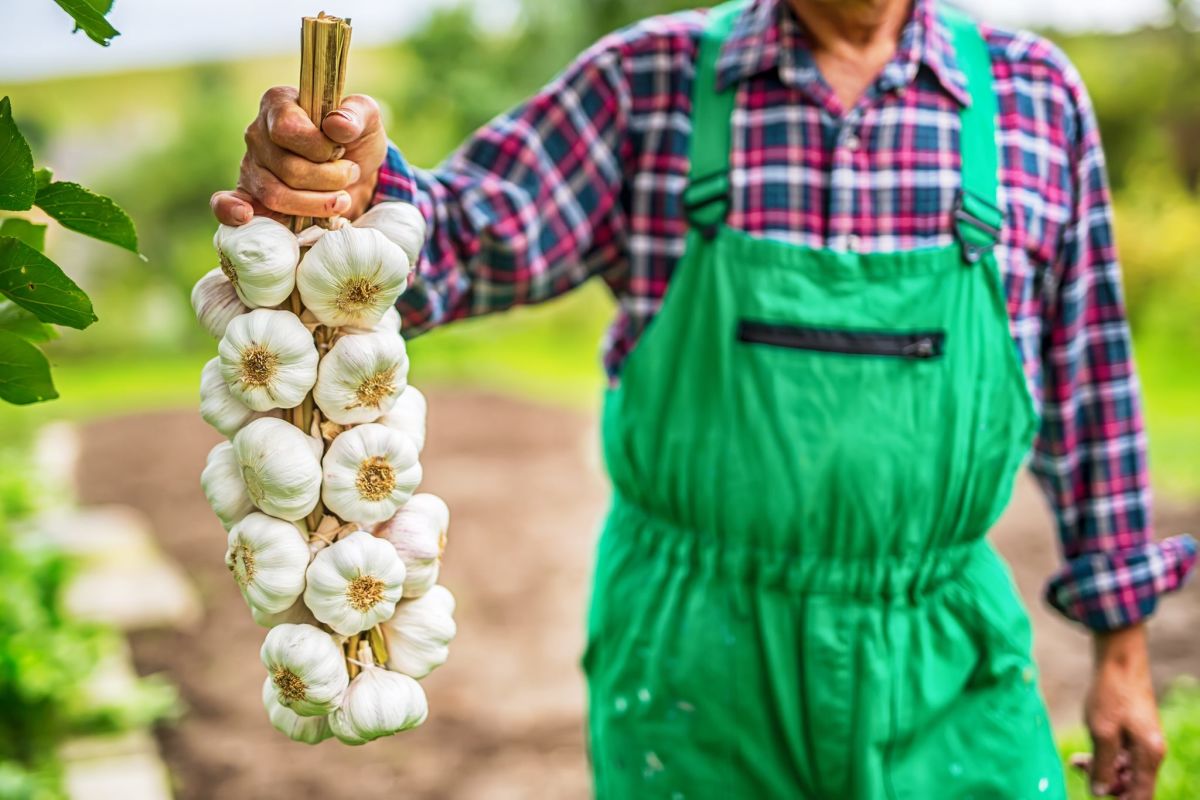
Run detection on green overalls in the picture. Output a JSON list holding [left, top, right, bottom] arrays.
[[584, 3, 1068, 798]]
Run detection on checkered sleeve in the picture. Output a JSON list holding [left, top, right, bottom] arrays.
[[1032, 59, 1197, 632], [371, 36, 631, 334]]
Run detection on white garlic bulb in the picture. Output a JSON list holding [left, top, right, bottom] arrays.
[[321, 423, 422, 524], [225, 512, 310, 615], [251, 597, 320, 629], [218, 309, 319, 412], [303, 530, 406, 636], [313, 331, 410, 425], [201, 441, 254, 530], [373, 494, 449, 598], [379, 385, 427, 454], [260, 623, 349, 717], [328, 665, 428, 745], [375, 306, 402, 334], [191, 267, 249, 339], [200, 357, 259, 438], [382, 585, 456, 679], [213, 216, 300, 308], [354, 201, 426, 266], [296, 225, 410, 328], [233, 418, 323, 522], [342, 305, 401, 336], [261, 676, 332, 744]]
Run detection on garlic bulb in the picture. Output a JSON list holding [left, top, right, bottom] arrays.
[[354, 201, 426, 266], [321, 423, 422, 524], [382, 585, 456, 679], [201, 441, 254, 530], [379, 385, 427, 454], [328, 665, 428, 745], [342, 305, 401, 335], [252, 597, 320, 629], [261, 676, 332, 744], [296, 225, 410, 328], [213, 216, 300, 308], [303, 530, 405, 636], [191, 267, 249, 339], [225, 512, 310, 615], [233, 418, 322, 522], [313, 331, 410, 425], [200, 357, 259, 438], [260, 623, 349, 717], [219, 309, 318, 412], [375, 306, 402, 334], [373, 494, 449, 598]]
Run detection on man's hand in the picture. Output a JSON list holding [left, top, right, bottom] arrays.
[[1071, 624, 1165, 799], [211, 86, 387, 226]]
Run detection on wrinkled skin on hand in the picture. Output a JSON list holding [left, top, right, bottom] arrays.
[[1070, 624, 1166, 800], [211, 86, 387, 226]]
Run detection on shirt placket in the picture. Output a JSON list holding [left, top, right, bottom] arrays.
[[828, 107, 865, 252]]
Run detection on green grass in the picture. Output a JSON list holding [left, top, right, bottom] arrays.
[[1059, 679, 1200, 799], [406, 282, 613, 410]]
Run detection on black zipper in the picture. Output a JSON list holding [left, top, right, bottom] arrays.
[[737, 320, 945, 360]]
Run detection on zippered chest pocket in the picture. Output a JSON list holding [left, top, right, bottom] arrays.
[[737, 320, 946, 360]]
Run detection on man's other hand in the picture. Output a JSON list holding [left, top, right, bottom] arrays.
[[211, 86, 387, 226], [1072, 624, 1165, 800]]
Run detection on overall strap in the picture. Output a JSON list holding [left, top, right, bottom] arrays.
[[941, 5, 1005, 264], [683, 1, 745, 239]]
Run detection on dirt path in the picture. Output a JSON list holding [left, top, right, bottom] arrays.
[[77, 392, 1199, 799]]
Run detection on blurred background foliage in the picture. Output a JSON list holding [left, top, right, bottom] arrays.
[[0, 461, 178, 797], [1, 0, 1198, 492]]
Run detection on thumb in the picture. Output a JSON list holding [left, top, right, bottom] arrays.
[[322, 94, 380, 145]]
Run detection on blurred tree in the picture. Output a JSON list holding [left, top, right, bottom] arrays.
[[1165, 0, 1200, 191]]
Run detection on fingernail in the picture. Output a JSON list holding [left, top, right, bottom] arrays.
[[349, 163, 361, 182], [333, 192, 351, 213], [1091, 783, 1110, 796], [233, 206, 251, 223], [332, 146, 347, 160], [329, 109, 356, 125]]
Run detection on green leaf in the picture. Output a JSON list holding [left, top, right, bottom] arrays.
[[34, 168, 54, 191], [0, 219, 47, 252], [0, 301, 57, 343], [34, 181, 139, 254], [0, 98, 36, 212], [0, 237, 96, 329], [0, 331, 57, 405], [53, 0, 120, 46]]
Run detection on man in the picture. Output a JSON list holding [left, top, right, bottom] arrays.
[[212, 0, 1197, 796]]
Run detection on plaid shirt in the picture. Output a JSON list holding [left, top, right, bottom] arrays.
[[374, 0, 1196, 631]]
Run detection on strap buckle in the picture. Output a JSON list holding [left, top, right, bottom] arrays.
[[683, 171, 731, 240], [953, 189, 1004, 264]]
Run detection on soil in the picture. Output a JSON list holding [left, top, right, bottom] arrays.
[[76, 392, 1200, 799]]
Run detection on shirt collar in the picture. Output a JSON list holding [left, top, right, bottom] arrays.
[[714, 0, 973, 108]]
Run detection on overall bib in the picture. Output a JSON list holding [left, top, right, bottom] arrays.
[[584, 3, 1068, 798]]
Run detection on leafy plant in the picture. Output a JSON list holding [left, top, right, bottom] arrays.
[[52, 0, 120, 47], [0, 96, 138, 405]]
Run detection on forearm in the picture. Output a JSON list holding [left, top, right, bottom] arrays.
[[1033, 65, 1197, 633]]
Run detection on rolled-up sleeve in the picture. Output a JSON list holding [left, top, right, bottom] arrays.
[[1032, 64, 1196, 632], [371, 36, 631, 334]]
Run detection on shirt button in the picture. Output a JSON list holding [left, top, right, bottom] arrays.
[[846, 234, 863, 252], [845, 133, 862, 152]]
